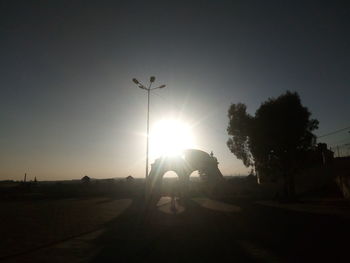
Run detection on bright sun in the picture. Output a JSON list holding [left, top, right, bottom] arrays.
[[150, 119, 195, 159]]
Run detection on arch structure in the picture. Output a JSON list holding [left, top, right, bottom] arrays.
[[146, 149, 223, 203]]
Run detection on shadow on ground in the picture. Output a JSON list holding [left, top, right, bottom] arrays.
[[90, 196, 350, 262], [90, 197, 257, 262]]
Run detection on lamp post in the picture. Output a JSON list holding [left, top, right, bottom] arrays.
[[132, 76, 166, 180]]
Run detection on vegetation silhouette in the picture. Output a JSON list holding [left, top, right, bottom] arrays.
[[227, 91, 319, 200]]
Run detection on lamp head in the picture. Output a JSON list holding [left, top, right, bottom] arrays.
[[150, 76, 155, 83], [132, 78, 139, 84]]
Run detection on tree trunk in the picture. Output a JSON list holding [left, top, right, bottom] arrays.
[[283, 172, 289, 200], [287, 172, 296, 200], [282, 171, 296, 201]]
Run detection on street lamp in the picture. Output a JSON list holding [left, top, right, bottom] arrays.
[[132, 76, 166, 180]]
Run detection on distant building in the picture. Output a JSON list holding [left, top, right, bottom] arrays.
[[334, 156, 350, 199], [126, 175, 134, 182], [81, 175, 90, 184]]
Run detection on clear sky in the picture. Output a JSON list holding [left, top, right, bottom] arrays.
[[1, 1, 349, 180]]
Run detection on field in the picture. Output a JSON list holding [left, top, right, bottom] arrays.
[[1, 180, 350, 262]]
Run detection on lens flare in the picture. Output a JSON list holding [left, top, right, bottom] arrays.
[[150, 119, 195, 159]]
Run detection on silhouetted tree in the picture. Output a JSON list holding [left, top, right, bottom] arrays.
[[227, 103, 254, 167], [227, 91, 319, 199]]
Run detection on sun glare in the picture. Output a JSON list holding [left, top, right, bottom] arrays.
[[150, 119, 195, 159]]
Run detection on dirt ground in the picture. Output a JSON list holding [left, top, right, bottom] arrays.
[[0, 198, 132, 260]]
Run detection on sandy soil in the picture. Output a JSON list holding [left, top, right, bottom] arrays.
[[0, 198, 132, 259]]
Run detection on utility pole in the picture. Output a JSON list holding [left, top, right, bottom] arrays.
[[132, 77, 166, 180]]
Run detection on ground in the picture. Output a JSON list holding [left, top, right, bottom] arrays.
[[1, 196, 349, 262]]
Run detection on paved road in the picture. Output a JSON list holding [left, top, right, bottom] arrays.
[[3, 197, 349, 262], [90, 197, 350, 262]]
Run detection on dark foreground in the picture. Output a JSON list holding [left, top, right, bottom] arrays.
[[1, 196, 349, 262]]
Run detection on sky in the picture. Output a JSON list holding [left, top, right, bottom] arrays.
[[1, 0, 349, 180]]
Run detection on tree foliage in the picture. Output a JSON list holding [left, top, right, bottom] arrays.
[[227, 103, 253, 167], [227, 91, 319, 198]]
